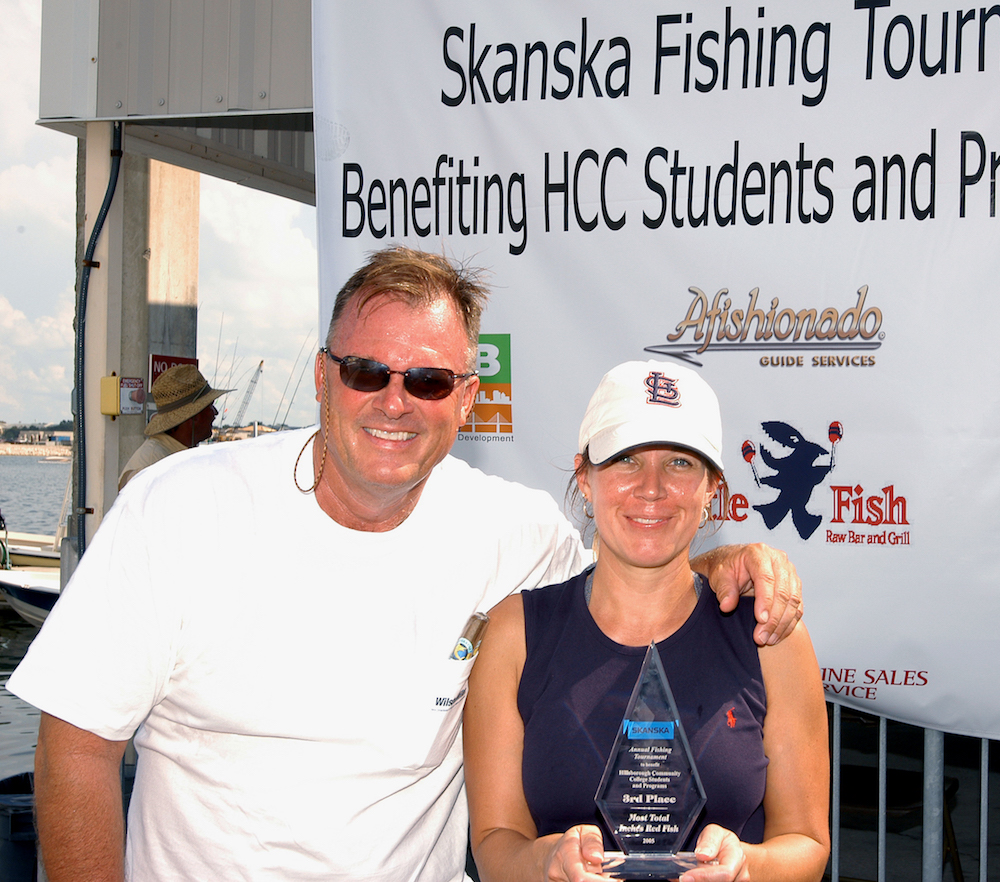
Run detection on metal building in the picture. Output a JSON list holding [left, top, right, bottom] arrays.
[[40, 0, 315, 203], [38, 0, 316, 547]]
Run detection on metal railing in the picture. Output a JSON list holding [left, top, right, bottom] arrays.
[[828, 702, 995, 882]]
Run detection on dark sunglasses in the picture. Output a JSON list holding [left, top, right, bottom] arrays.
[[320, 349, 477, 401]]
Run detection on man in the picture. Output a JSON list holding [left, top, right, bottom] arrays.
[[118, 364, 230, 489], [8, 247, 801, 882]]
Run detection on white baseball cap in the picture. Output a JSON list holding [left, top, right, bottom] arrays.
[[578, 360, 724, 472]]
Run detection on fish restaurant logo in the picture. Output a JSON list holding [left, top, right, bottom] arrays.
[[459, 334, 514, 442], [741, 420, 842, 540], [716, 419, 911, 546], [645, 285, 883, 366]]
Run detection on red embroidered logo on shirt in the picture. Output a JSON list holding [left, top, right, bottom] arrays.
[[726, 707, 737, 728]]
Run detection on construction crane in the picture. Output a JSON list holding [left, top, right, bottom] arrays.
[[223, 360, 263, 440]]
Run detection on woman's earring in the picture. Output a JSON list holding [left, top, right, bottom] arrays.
[[584, 496, 594, 519], [699, 505, 710, 529]]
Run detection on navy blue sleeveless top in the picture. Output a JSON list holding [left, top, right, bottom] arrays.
[[518, 567, 767, 848]]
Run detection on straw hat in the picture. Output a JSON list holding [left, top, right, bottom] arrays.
[[578, 360, 724, 472], [144, 364, 232, 436]]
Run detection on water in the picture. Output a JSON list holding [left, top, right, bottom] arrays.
[[0, 455, 66, 779], [0, 609, 41, 778], [0, 456, 71, 535]]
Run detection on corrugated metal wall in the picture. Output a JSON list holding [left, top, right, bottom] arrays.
[[99, 0, 311, 118], [40, 0, 315, 203]]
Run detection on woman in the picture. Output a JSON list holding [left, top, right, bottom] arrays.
[[464, 360, 829, 882]]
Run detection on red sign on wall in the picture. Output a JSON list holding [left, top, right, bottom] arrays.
[[149, 354, 197, 388]]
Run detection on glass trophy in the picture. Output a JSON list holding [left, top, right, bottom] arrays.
[[596, 643, 707, 879]]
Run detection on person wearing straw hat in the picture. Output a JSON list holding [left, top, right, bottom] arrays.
[[118, 364, 232, 490]]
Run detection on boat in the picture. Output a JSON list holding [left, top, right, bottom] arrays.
[[3, 531, 61, 568], [0, 469, 70, 569], [0, 568, 61, 627]]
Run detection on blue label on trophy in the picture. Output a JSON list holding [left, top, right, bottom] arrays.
[[624, 720, 675, 740]]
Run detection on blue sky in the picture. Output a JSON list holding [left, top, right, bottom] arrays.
[[0, 0, 321, 429]]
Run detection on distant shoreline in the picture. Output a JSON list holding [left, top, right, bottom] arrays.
[[0, 443, 71, 458]]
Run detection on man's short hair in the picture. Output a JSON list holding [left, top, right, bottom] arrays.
[[326, 246, 489, 364]]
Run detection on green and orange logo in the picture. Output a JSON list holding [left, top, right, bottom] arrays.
[[461, 334, 512, 434]]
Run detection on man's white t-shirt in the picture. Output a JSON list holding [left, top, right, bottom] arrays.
[[9, 428, 586, 881]]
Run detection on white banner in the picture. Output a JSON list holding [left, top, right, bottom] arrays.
[[313, 0, 1000, 738]]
